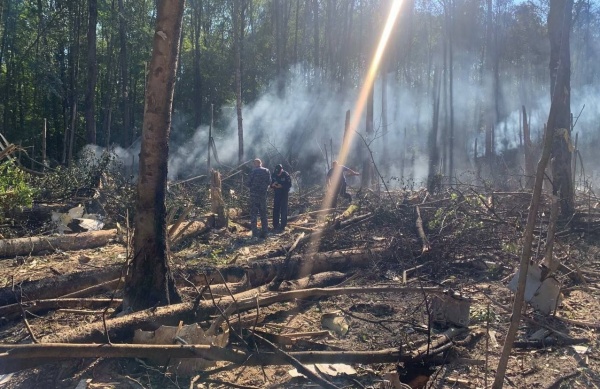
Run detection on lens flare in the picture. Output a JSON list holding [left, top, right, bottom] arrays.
[[309, 0, 405, 254]]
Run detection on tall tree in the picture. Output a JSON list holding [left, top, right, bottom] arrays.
[[233, 0, 245, 164], [548, 0, 574, 217], [85, 0, 98, 144], [124, 0, 185, 311], [118, 0, 131, 145], [191, 0, 203, 128]]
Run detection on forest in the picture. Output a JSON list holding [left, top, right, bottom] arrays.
[[0, 0, 600, 388], [0, 0, 597, 184]]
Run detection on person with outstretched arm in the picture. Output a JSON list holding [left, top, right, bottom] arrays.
[[326, 160, 360, 207]]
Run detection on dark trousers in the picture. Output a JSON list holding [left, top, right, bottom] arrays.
[[250, 195, 268, 236], [331, 181, 351, 208], [273, 190, 289, 229]]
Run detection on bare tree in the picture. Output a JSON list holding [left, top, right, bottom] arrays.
[[124, 0, 186, 312], [84, 0, 98, 145], [548, 0, 574, 216], [234, 0, 246, 164]]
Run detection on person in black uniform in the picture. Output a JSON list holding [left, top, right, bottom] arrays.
[[270, 164, 292, 232]]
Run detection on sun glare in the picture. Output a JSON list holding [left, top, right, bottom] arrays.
[[309, 0, 405, 254]]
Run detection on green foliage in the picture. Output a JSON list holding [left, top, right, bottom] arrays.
[[470, 306, 497, 324], [428, 193, 485, 232], [0, 162, 37, 219], [32, 149, 136, 226]]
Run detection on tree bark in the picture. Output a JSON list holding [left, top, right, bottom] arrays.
[[84, 0, 98, 144], [125, 0, 186, 311], [548, 0, 574, 217], [0, 266, 120, 306], [361, 83, 374, 188], [117, 0, 131, 145], [233, 0, 244, 164], [210, 170, 227, 228], [0, 229, 117, 259], [427, 68, 441, 193], [522, 105, 535, 189], [188, 247, 386, 287], [0, 297, 120, 318]]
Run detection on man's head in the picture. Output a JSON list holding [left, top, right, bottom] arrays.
[[275, 164, 283, 175], [253, 158, 262, 168], [332, 160, 338, 168]]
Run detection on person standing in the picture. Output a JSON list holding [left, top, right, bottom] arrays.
[[326, 160, 360, 207], [246, 158, 271, 238], [270, 164, 292, 232]]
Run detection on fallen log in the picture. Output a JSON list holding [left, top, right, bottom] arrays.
[[0, 326, 465, 374], [0, 298, 121, 317], [41, 285, 444, 344], [0, 229, 118, 258], [0, 247, 378, 308], [60, 278, 121, 298], [190, 247, 386, 286], [0, 266, 121, 306]]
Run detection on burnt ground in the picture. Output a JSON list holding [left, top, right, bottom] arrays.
[[0, 184, 600, 389]]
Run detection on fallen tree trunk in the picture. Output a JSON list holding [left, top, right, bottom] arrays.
[[0, 326, 465, 374], [0, 266, 121, 306], [0, 229, 117, 258], [41, 285, 444, 344], [0, 298, 121, 317], [60, 278, 121, 298], [0, 247, 381, 308], [190, 246, 386, 286]]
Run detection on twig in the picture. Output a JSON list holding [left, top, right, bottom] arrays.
[[545, 370, 581, 389], [201, 379, 260, 389], [355, 131, 393, 203], [336, 306, 392, 333], [201, 273, 247, 347], [415, 206, 431, 253], [249, 331, 340, 389], [12, 286, 38, 343]]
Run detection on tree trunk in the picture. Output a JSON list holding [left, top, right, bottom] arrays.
[[210, 170, 227, 228], [548, 0, 574, 217], [0, 229, 117, 259], [101, 2, 115, 147], [125, 0, 186, 312], [233, 0, 244, 164], [522, 105, 535, 189], [188, 247, 386, 287], [0, 265, 120, 306], [2, 326, 462, 375], [427, 68, 441, 193], [312, 0, 319, 70], [447, 1, 455, 185], [191, 0, 203, 128], [361, 83, 374, 188], [118, 0, 131, 146], [84, 0, 98, 144]]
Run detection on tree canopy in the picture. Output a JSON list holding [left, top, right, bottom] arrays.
[[0, 0, 598, 186]]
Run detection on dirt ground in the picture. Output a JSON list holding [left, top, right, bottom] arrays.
[[0, 187, 599, 389]]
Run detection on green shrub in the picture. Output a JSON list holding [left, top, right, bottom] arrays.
[[0, 161, 36, 219]]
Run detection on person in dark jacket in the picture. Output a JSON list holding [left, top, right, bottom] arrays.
[[270, 164, 292, 232], [326, 160, 359, 207], [246, 158, 271, 238]]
